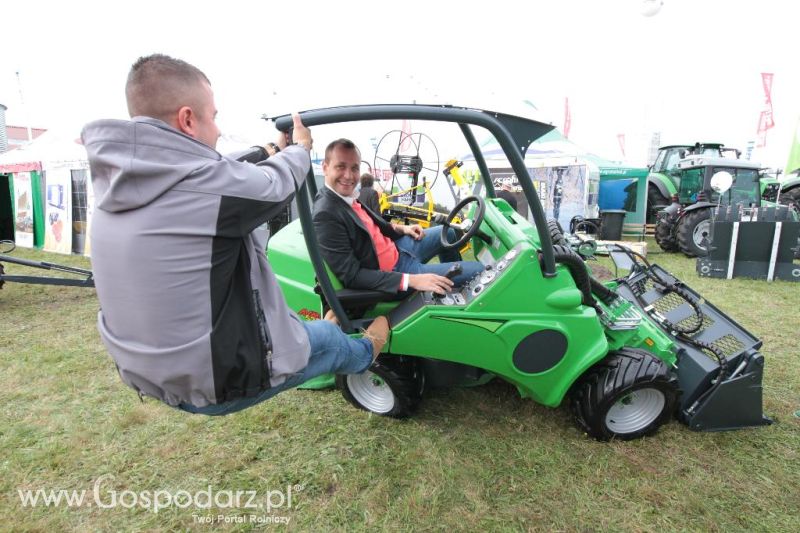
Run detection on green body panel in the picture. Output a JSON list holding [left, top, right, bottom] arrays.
[[386, 244, 610, 406], [267, 219, 323, 321], [649, 172, 679, 196], [781, 176, 800, 194], [269, 197, 680, 407]]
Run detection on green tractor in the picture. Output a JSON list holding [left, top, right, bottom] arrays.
[[654, 155, 782, 256], [762, 172, 800, 213], [267, 105, 770, 441], [647, 143, 741, 223]]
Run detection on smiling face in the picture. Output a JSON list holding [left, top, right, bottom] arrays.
[[323, 144, 362, 197]]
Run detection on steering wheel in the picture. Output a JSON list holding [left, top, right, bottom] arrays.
[[440, 196, 486, 250]]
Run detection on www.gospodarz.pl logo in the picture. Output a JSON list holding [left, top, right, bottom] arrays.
[[17, 474, 301, 518]]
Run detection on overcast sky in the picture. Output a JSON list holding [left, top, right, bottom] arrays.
[[1, 0, 796, 168]]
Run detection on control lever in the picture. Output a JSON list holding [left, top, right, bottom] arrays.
[[433, 263, 463, 303], [445, 263, 463, 280]]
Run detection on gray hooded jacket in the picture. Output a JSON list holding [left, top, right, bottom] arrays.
[[82, 117, 311, 407]]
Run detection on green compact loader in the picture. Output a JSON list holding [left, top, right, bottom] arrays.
[[267, 105, 771, 441]]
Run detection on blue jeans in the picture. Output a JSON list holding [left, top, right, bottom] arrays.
[[178, 321, 373, 415], [393, 225, 484, 287]]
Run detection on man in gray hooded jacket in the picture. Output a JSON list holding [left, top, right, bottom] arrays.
[[82, 54, 389, 415]]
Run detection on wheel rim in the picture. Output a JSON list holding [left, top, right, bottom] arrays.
[[605, 388, 666, 434], [692, 219, 711, 249], [346, 371, 395, 413]]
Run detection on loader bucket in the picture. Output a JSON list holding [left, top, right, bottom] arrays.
[[614, 265, 772, 432]]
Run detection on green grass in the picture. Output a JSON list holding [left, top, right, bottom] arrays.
[[1, 246, 798, 532]]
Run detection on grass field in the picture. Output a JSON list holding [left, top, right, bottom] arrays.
[[1, 246, 798, 531]]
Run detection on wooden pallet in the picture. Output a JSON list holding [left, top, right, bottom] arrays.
[[620, 223, 656, 240]]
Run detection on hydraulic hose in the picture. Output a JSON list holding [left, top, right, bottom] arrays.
[[541, 245, 620, 310], [589, 276, 618, 305]]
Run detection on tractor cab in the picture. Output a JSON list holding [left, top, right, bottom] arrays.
[[647, 143, 740, 222], [675, 156, 763, 207]]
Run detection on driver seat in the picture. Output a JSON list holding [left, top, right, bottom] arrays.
[[314, 262, 399, 320]]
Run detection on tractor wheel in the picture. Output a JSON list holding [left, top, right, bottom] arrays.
[[654, 217, 679, 252], [647, 185, 670, 224], [779, 187, 800, 213], [677, 208, 712, 257], [570, 348, 678, 441], [336, 355, 423, 418], [547, 218, 567, 245]]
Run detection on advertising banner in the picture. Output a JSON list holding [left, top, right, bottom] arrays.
[[43, 167, 72, 254], [13, 172, 34, 248]]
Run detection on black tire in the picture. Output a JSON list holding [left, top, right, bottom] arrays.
[[336, 355, 423, 418], [570, 348, 678, 441], [677, 208, 713, 257], [547, 218, 567, 245], [779, 187, 800, 213], [654, 216, 679, 252], [647, 184, 670, 224]]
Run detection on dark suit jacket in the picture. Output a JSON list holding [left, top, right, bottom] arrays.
[[313, 186, 403, 293], [358, 185, 381, 213]]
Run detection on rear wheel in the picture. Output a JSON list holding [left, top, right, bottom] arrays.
[[336, 355, 423, 418], [570, 348, 678, 441], [654, 216, 679, 252], [677, 208, 712, 257]]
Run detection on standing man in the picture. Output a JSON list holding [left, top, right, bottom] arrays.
[[494, 180, 518, 212], [313, 138, 484, 296], [358, 172, 382, 214], [82, 54, 388, 415], [552, 171, 564, 222]]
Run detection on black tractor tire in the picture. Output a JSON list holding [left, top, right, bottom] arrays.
[[547, 218, 567, 245], [336, 355, 423, 418], [647, 184, 670, 224], [654, 217, 679, 252], [677, 208, 713, 257], [779, 186, 800, 213], [570, 348, 679, 441]]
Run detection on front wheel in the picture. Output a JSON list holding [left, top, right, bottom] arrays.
[[654, 216, 679, 252], [570, 348, 678, 441], [336, 355, 423, 418]]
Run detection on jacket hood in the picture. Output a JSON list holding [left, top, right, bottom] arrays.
[[81, 117, 221, 212]]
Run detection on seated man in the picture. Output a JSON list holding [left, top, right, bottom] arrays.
[[313, 138, 484, 297]]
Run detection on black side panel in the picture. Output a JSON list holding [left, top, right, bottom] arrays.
[[209, 198, 271, 402], [512, 330, 568, 374], [215, 194, 295, 238]]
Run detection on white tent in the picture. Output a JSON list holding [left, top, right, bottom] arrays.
[[0, 128, 88, 172], [0, 129, 91, 254]]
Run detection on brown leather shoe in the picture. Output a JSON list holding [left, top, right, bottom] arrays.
[[361, 316, 390, 360]]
